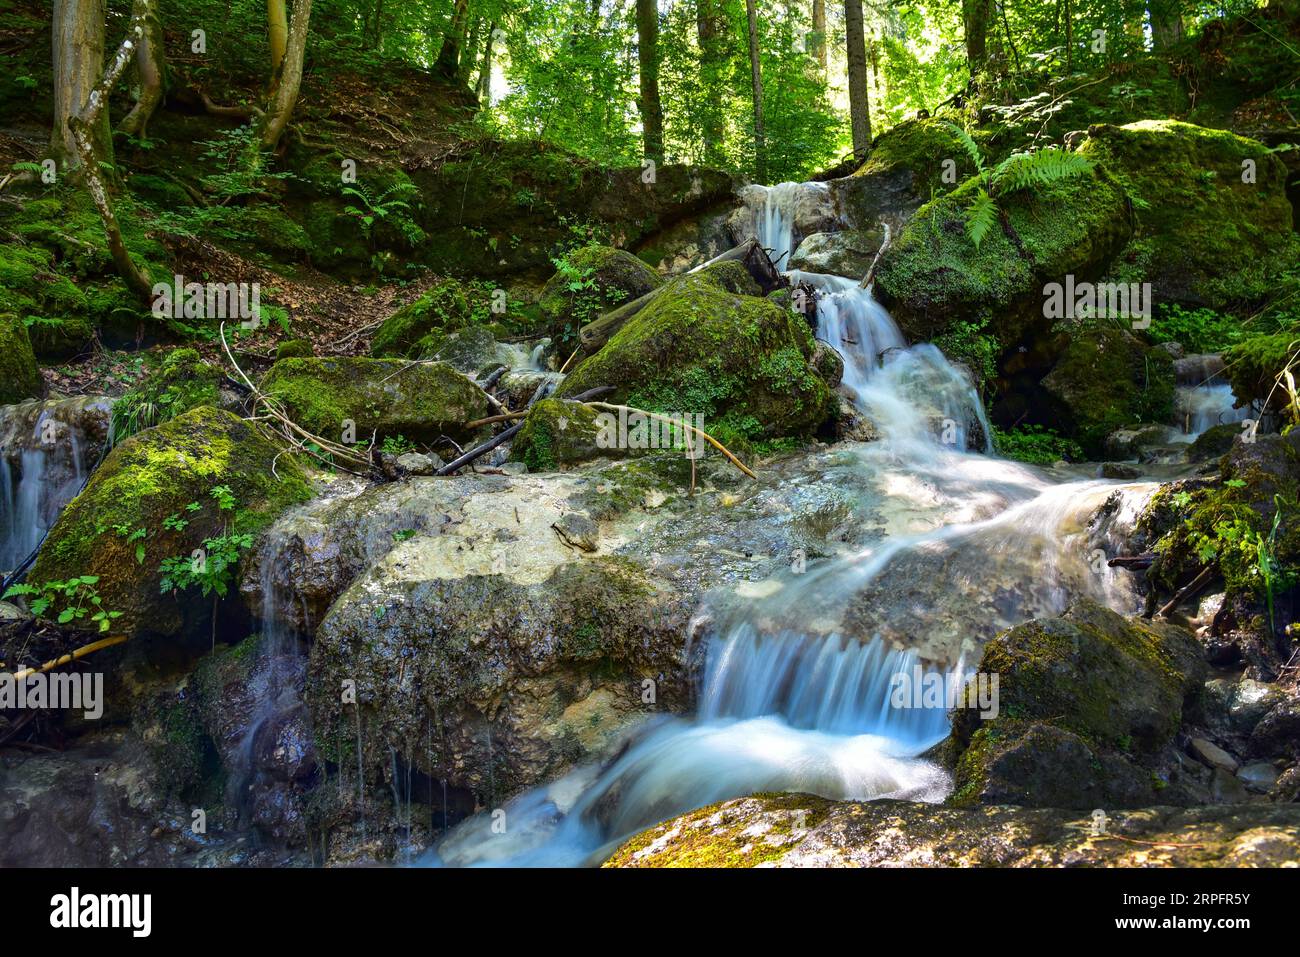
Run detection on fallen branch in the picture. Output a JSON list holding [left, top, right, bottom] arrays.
[[8, 634, 129, 682], [584, 402, 758, 479], [1156, 565, 1215, 619], [858, 222, 892, 290], [1108, 553, 1155, 570]]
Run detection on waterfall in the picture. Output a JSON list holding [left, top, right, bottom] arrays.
[[1174, 382, 1248, 439], [0, 397, 111, 573], [421, 181, 1159, 868]]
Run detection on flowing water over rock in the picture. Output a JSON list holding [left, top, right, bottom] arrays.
[[0, 397, 112, 572], [422, 182, 1159, 867]]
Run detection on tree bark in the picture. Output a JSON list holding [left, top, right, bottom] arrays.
[[435, 0, 469, 80], [697, 0, 728, 166], [118, 0, 166, 138], [746, 0, 765, 181], [258, 0, 311, 150], [636, 0, 664, 162], [267, 0, 288, 81], [812, 0, 826, 71], [962, 0, 991, 72], [70, 3, 154, 300], [51, 0, 109, 171], [1149, 0, 1185, 51], [476, 20, 496, 101], [845, 0, 872, 159]]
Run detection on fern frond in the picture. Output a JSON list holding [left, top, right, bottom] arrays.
[[966, 189, 997, 249], [945, 122, 984, 173], [990, 148, 1093, 196]]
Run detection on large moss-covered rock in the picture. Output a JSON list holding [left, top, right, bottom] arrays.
[[605, 794, 1300, 868], [370, 279, 474, 358], [0, 314, 45, 405], [854, 116, 979, 201], [1223, 332, 1297, 412], [29, 407, 313, 643], [874, 163, 1131, 346], [109, 348, 225, 441], [510, 398, 631, 471], [538, 245, 663, 346], [1081, 120, 1298, 308], [558, 262, 836, 446], [259, 356, 489, 445], [945, 599, 1206, 810], [1040, 326, 1175, 456]]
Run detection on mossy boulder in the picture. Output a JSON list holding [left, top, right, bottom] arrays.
[[0, 314, 45, 405], [874, 163, 1131, 346], [109, 348, 225, 441], [537, 245, 663, 346], [557, 262, 836, 447], [1040, 326, 1175, 457], [1187, 423, 1241, 463], [260, 356, 489, 445], [605, 794, 1300, 868], [854, 116, 980, 199], [1223, 332, 1298, 412], [510, 398, 633, 471], [276, 338, 315, 360], [29, 407, 313, 643], [946, 599, 1206, 810], [1081, 120, 1298, 308], [370, 279, 474, 358]]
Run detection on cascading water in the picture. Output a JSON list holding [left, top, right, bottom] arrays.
[[1174, 382, 1248, 439], [425, 183, 1159, 867], [0, 397, 112, 573]]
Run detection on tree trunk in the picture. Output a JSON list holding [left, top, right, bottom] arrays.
[[435, 0, 469, 80], [845, 0, 872, 158], [812, 0, 826, 71], [267, 0, 288, 81], [962, 0, 991, 72], [1149, 0, 1184, 51], [697, 0, 727, 166], [746, 0, 765, 181], [70, 3, 154, 300], [51, 0, 109, 171], [118, 0, 166, 138], [476, 20, 496, 101], [635, 0, 664, 162], [460, 16, 482, 85], [258, 0, 312, 150]]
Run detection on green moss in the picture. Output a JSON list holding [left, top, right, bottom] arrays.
[[260, 356, 490, 444], [510, 398, 629, 472], [110, 348, 224, 441], [603, 793, 833, 868], [855, 116, 977, 198], [276, 338, 315, 360], [1082, 120, 1295, 309], [875, 164, 1131, 345], [0, 313, 44, 404], [30, 406, 313, 639], [559, 263, 835, 442], [537, 245, 663, 347], [1223, 332, 1299, 411], [1040, 326, 1175, 457], [370, 279, 473, 358]]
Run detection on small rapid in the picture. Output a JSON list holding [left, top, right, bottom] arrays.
[[425, 182, 1160, 867]]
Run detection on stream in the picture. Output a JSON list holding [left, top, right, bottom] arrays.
[[422, 182, 1157, 867]]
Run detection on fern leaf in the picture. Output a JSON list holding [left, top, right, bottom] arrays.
[[966, 189, 997, 249], [945, 122, 984, 173], [990, 148, 1093, 196]]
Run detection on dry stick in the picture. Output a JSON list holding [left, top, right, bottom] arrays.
[[436, 386, 617, 476], [7, 634, 129, 682], [219, 323, 369, 471], [1156, 565, 1215, 619], [584, 402, 758, 479], [465, 410, 527, 430], [858, 222, 892, 290]]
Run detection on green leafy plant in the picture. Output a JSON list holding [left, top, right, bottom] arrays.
[[945, 123, 1094, 249], [992, 424, 1084, 464], [3, 576, 123, 634]]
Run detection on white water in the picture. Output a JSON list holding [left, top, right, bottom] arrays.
[[424, 184, 1156, 867], [0, 399, 106, 572], [1173, 382, 1248, 439]]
